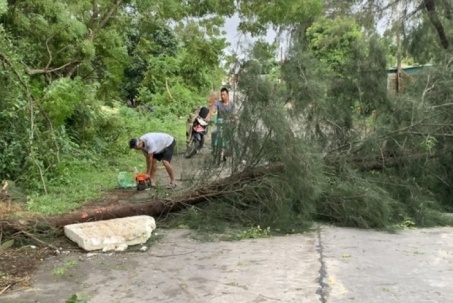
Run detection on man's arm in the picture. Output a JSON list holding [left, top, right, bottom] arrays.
[[205, 103, 217, 122], [143, 151, 154, 175]]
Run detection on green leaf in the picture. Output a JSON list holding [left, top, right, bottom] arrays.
[[0, 0, 7, 16], [1, 239, 14, 249]]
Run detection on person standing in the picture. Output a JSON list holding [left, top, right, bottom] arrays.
[[205, 87, 235, 148], [129, 133, 177, 188]]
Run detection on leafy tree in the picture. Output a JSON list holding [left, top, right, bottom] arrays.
[[203, 1, 453, 230], [121, 21, 178, 102], [237, 0, 323, 34], [0, 0, 232, 188], [306, 17, 362, 73], [250, 40, 278, 75], [323, 0, 453, 64]]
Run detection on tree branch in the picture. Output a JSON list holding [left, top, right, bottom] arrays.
[[25, 60, 80, 75], [87, 0, 100, 29], [423, 0, 449, 49], [0, 54, 30, 90], [409, 132, 453, 137], [44, 34, 56, 69], [165, 78, 177, 103], [98, 0, 122, 31], [432, 102, 453, 109], [85, 0, 122, 41], [1, 53, 63, 158]]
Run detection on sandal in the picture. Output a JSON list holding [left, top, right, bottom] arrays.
[[166, 183, 177, 189]]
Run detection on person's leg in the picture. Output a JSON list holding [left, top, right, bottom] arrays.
[[211, 127, 218, 149], [162, 160, 175, 185], [161, 140, 176, 186]]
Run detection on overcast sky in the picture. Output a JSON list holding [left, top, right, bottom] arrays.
[[221, 13, 281, 59]]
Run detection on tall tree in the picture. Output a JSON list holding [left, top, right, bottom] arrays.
[[0, 0, 234, 185]]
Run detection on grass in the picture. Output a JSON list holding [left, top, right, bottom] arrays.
[[26, 167, 119, 215], [24, 113, 187, 216], [24, 154, 142, 215], [52, 259, 78, 277]]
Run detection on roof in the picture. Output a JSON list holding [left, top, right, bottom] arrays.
[[387, 64, 433, 75]]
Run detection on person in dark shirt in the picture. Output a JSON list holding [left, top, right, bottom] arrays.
[[205, 87, 235, 149]]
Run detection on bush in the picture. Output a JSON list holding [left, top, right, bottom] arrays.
[[138, 82, 206, 117]]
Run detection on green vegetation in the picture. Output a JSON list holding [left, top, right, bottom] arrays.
[[1, 0, 453, 231], [66, 294, 89, 303], [0, 0, 225, 214], [20, 107, 186, 215], [234, 226, 271, 240], [53, 259, 77, 277]]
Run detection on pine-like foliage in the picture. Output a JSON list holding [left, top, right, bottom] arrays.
[[183, 17, 453, 231]]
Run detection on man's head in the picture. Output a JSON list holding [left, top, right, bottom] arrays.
[[129, 138, 143, 150], [220, 87, 229, 103]]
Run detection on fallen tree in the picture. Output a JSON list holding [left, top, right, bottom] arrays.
[[2, 143, 451, 236], [0, 163, 284, 232]]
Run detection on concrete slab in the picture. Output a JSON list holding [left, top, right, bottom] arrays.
[[64, 215, 156, 251], [321, 226, 453, 303]]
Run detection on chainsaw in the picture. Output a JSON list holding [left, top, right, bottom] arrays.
[[135, 173, 151, 191]]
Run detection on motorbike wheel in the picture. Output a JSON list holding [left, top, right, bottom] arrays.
[[184, 139, 200, 158]]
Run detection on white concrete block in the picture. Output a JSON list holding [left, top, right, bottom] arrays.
[[64, 215, 156, 251]]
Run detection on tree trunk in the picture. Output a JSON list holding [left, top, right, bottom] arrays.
[[424, 0, 450, 49], [1, 163, 284, 231]]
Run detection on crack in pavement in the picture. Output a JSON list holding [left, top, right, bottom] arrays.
[[316, 225, 328, 303]]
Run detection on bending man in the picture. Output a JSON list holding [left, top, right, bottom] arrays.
[[129, 132, 177, 189]]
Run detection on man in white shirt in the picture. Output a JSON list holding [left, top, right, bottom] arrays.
[[129, 133, 176, 188]]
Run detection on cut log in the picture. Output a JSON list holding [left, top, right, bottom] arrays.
[[0, 163, 284, 232]]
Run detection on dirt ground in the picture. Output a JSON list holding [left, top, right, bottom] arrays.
[[0, 151, 224, 295]]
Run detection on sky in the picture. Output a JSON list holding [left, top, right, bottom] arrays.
[[221, 13, 284, 59], [220, 5, 393, 60]]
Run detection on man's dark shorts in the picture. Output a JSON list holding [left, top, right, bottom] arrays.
[[154, 140, 176, 162]]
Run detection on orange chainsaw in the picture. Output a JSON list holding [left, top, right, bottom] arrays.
[[135, 173, 151, 191]]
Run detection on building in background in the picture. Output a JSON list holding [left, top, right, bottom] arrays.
[[387, 64, 433, 94]]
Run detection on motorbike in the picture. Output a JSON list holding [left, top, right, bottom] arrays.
[[184, 106, 209, 158]]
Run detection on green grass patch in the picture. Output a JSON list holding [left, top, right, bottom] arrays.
[[27, 168, 117, 215], [5, 104, 190, 216], [26, 152, 146, 215], [24, 109, 188, 216], [52, 259, 77, 277]]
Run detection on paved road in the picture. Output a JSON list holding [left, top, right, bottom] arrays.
[[2, 226, 453, 303]]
